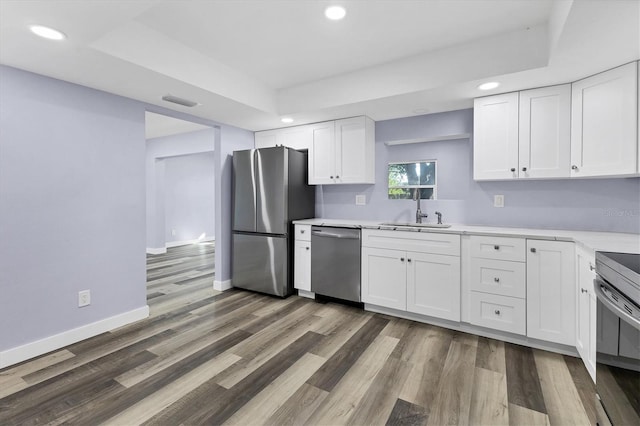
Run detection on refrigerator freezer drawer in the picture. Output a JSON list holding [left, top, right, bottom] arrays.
[[232, 233, 290, 297]]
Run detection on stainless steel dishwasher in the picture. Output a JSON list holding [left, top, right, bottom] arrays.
[[311, 226, 361, 303]]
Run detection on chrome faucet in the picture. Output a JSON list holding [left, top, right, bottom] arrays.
[[413, 189, 428, 224]]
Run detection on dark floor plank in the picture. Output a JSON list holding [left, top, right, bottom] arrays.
[[306, 315, 389, 392], [386, 398, 428, 426], [475, 336, 506, 374], [504, 342, 547, 414]]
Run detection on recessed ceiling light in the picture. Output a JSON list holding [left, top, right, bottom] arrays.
[[478, 81, 500, 91], [29, 25, 66, 40], [281, 117, 294, 124], [325, 6, 346, 20]]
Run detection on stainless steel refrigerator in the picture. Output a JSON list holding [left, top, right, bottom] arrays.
[[232, 146, 315, 297]]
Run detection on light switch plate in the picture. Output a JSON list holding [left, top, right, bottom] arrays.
[[494, 195, 505, 208], [355, 195, 366, 205], [78, 290, 91, 307]]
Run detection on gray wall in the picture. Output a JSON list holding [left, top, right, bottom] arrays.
[[0, 65, 147, 350], [146, 128, 216, 249], [319, 109, 640, 233], [164, 152, 216, 243]]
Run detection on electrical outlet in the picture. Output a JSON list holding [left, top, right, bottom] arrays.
[[171, 229, 176, 236], [355, 194, 366, 205], [78, 290, 91, 307], [494, 195, 505, 208]]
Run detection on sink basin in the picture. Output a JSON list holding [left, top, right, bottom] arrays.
[[379, 222, 452, 229]]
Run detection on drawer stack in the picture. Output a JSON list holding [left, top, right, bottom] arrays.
[[469, 236, 526, 335]]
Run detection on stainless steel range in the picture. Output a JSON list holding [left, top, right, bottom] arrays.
[[594, 251, 640, 425]]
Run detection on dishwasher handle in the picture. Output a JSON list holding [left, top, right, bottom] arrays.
[[311, 229, 360, 239]]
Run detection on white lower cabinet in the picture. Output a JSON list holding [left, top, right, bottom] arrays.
[[361, 230, 461, 320], [406, 252, 460, 321], [294, 240, 311, 292], [527, 240, 576, 346], [575, 245, 596, 382], [361, 247, 407, 310]]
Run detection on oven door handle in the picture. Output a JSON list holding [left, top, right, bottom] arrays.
[[594, 278, 640, 332]]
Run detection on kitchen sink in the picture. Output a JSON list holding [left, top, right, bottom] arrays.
[[379, 222, 452, 228]]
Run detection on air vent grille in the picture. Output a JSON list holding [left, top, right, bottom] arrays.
[[161, 95, 199, 107]]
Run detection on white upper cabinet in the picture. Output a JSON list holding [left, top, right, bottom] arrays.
[[255, 125, 312, 150], [309, 116, 375, 185], [309, 121, 336, 185], [519, 85, 571, 178], [473, 93, 519, 180], [571, 62, 638, 177]]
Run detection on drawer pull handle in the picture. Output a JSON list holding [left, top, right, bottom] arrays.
[[407, 258, 412, 262], [510, 168, 516, 172], [581, 288, 588, 293], [400, 257, 405, 262], [306, 247, 310, 251], [494, 277, 500, 283], [494, 309, 501, 315], [530, 248, 537, 253], [300, 230, 305, 234], [494, 245, 500, 250]]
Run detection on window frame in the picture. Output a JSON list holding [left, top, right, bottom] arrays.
[[387, 159, 438, 200]]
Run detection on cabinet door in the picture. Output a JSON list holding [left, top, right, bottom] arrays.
[[255, 130, 278, 148], [575, 246, 596, 382], [335, 117, 374, 184], [361, 247, 407, 310], [294, 240, 311, 291], [519, 85, 571, 178], [571, 62, 638, 177], [407, 252, 461, 321], [279, 125, 312, 151], [308, 121, 336, 185], [527, 240, 576, 346], [473, 93, 519, 180]]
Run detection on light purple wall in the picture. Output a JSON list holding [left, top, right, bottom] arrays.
[[0, 65, 147, 350], [146, 128, 216, 249], [164, 152, 215, 243], [319, 109, 640, 234]]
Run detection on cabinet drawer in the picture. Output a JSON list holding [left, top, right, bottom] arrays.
[[469, 291, 526, 335], [470, 236, 525, 262], [295, 224, 311, 241], [362, 229, 460, 256], [470, 258, 526, 298]]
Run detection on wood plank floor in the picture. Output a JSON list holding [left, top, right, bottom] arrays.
[[0, 242, 597, 425]]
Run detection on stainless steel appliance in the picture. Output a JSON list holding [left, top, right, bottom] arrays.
[[594, 251, 640, 425], [232, 147, 315, 297], [311, 226, 361, 303]]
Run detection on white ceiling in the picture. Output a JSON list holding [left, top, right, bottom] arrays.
[[145, 111, 212, 140], [1, 0, 638, 132]]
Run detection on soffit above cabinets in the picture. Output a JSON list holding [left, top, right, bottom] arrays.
[[0, 0, 638, 131]]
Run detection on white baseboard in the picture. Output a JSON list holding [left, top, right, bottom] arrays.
[[166, 237, 215, 248], [146, 247, 166, 255], [214, 279, 232, 292], [0, 305, 150, 369]]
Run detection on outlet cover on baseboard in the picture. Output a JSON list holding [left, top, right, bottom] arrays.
[[355, 195, 366, 205], [78, 290, 91, 307], [494, 195, 505, 208]]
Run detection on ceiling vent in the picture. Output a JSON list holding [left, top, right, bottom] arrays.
[[161, 94, 199, 107]]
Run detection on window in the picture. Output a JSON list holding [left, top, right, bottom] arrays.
[[388, 160, 437, 199]]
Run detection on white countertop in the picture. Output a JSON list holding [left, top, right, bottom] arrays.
[[293, 218, 640, 254]]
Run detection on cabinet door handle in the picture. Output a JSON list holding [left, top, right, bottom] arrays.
[[510, 168, 516, 172], [494, 277, 500, 283], [530, 248, 537, 253], [336, 175, 340, 179], [571, 165, 578, 170], [305, 247, 310, 251], [407, 258, 412, 262], [522, 167, 527, 172], [581, 288, 588, 293], [330, 175, 334, 179], [400, 257, 405, 262], [589, 264, 595, 271], [300, 229, 305, 234], [494, 245, 500, 250], [494, 309, 501, 315]]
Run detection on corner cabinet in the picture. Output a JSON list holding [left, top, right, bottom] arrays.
[[255, 125, 312, 150], [575, 245, 596, 382], [309, 116, 375, 185], [571, 62, 638, 177], [361, 230, 461, 321], [526, 240, 576, 346]]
